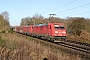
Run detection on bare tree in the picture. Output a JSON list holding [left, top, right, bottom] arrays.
[[0, 15, 4, 28], [1, 11, 9, 20], [20, 14, 44, 26], [0, 11, 10, 29]]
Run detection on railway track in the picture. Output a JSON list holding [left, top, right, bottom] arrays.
[[54, 40, 90, 54], [17, 33, 90, 59], [23, 33, 90, 55], [37, 36, 90, 59], [64, 39, 90, 47]]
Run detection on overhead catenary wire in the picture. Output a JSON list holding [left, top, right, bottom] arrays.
[[58, 5, 90, 17], [44, 0, 77, 14], [56, 3, 90, 14], [69, 11, 90, 17], [43, 1, 90, 18]]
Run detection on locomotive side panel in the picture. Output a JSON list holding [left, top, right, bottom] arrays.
[[32, 24, 48, 37], [23, 26, 29, 34]]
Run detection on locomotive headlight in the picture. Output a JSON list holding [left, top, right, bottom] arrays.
[[55, 31, 58, 33], [62, 32, 66, 33]]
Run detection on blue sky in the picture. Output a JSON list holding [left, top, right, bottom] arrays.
[[0, 0, 90, 26]]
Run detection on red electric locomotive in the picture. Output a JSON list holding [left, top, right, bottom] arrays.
[[23, 25, 33, 35], [32, 22, 66, 41], [12, 22, 66, 42]]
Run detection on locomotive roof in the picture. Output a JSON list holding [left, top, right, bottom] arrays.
[[36, 23, 48, 26], [24, 26, 29, 27], [35, 22, 64, 26]]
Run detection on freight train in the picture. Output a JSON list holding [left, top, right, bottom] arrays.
[[11, 22, 66, 42]]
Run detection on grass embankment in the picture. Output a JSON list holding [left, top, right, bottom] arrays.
[[0, 32, 83, 60], [67, 30, 90, 44]]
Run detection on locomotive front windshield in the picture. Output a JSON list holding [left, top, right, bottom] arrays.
[[54, 25, 64, 29]]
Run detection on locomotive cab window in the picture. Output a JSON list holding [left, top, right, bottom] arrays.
[[54, 25, 64, 29], [60, 26, 64, 29], [54, 25, 59, 29]]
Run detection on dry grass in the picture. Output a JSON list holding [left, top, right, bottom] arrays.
[[67, 30, 90, 44], [0, 33, 84, 60]]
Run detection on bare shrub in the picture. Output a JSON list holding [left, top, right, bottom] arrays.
[[0, 33, 83, 60]]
